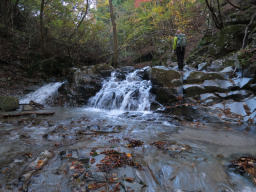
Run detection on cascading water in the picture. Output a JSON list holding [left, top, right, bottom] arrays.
[[20, 82, 64, 104], [89, 67, 154, 111]]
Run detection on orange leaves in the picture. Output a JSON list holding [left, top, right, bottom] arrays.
[[36, 160, 44, 169], [126, 153, 132, 158], [230, 157, 256, 185], [96, 150, 141, 172], [126, 138, 144, 148]]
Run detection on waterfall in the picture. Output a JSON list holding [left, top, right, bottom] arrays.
[[89, 68, 154, 111], [20, 82, 64, 104]]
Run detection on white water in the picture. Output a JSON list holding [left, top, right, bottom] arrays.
[[20, 82, 64, 104], [89, 67, 154, 111]]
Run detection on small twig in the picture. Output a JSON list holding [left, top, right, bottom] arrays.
[[242, 12, 256, 49]]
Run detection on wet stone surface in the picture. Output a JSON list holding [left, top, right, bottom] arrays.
[[0, 107, 256, 191]]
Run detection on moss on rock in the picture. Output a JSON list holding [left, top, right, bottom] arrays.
[[0, 96, 19, 111], [149, 67, 181, 87]]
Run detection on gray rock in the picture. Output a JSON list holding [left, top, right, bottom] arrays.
[[226, 102, 247, 116], [203, 80, 234, 92], [208, 59, 225, 72], [183, 84, 205, 97], [151, 86, 177, 104], [221, 66, 234, 77], [185, 71, 225, 84], [233, 77, 253, 88], [245, 97, 256, 113], [197, 62, 208, 71], [200, 93, 217, 101], [216, 90, 251, 100]]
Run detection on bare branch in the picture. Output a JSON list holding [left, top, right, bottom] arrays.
[[225, 0, 241, 10]]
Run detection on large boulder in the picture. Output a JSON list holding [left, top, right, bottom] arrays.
[[151, 86, 178, 104], [0, 96, 19, 111], [147, 66, 181, 87], [146, 66, 181, 104]]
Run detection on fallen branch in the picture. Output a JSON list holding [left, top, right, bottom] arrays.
[[2, 111, 55, 118]]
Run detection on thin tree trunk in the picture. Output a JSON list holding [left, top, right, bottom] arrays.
[[242, 12, 256, 49], [216, 0, 223, 28], [109, 0, 118, 67], [205, 0, 223, 29], [69, 0, 89, 41], [40, 0, 45, 53], [225, 0, 241, 10]]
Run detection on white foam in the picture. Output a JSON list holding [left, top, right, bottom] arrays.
[[20, 82, 63, 104]]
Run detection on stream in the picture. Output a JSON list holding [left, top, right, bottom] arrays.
[[0, 68, 256, 192]]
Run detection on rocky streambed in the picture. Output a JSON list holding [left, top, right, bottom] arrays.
[[0, 64, 256, 192]]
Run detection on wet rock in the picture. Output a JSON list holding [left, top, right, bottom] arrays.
[[225, 102, 247, 116], [208, 59, 226, 72], [203, 80, 234, 93], [0, 96, 19, 111], [216, 90, 251, 100], [151, 86, 177, 104], [233, 77, 253, 88], [197, 62, 208, 71], [245, 97, 256, 113], [200, 93, 217, 101], [164, 105, 201, 121], [221, 66, 234, 77], [185, 71, 225, 84]]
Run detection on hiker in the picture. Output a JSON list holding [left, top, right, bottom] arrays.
[[173, 29, 186, 71]]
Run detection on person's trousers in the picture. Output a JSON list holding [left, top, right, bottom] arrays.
[[176, 46, 185, 71]]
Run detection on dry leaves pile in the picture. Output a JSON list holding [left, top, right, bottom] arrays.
[[125, 138, 144, 148], [151, 141, 191, 154], [230, 157, 256, 184], [96, 150, 141, 172]]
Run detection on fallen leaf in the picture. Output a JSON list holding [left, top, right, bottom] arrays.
[[125, 177, 134, 183], [36, 160, 44, 169], [126, 153, 132, 158]]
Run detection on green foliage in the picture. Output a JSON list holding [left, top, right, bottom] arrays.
[[1, 0, 204, 68]]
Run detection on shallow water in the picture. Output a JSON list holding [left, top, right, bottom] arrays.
[[0, 107, 256, 192]]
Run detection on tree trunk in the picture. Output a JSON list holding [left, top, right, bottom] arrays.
[[40, 0, 45, 53], [109, 0, 118, 67], [69, 0, 89, 41], [225, 0, 241, 10], [242, 12, 256, 49], [205, 0, 223, 29]]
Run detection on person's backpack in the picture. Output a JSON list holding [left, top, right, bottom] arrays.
[[177, 34, 186, 47]]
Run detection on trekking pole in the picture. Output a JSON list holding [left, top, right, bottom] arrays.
[[177, 71, 184, 104]]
